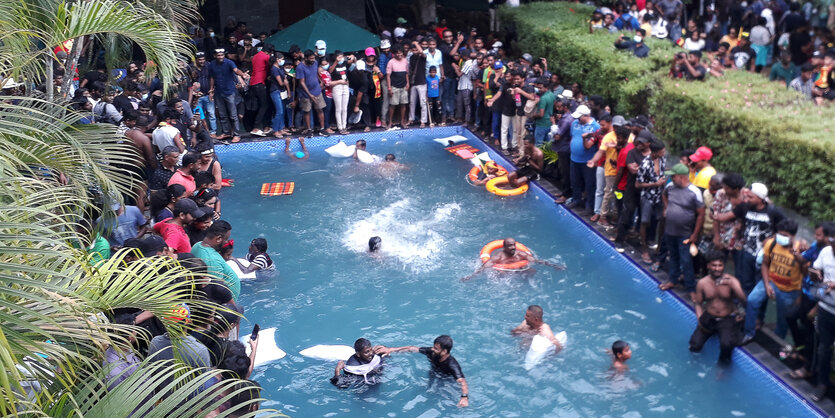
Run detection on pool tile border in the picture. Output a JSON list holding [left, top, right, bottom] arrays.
[[215, 126, 824, 417]]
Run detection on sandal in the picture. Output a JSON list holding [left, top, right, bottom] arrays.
[[641, 253, 653, 264], [231, 136, 241, 143]]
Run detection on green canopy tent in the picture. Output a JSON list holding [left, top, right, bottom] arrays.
[[264, 9, 380, 54]]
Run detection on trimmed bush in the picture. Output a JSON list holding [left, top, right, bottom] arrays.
[[504, 2, 835, 220]]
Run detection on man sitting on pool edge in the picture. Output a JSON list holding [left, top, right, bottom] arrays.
[[331, 338, 386, 387], [506, 136, 544, 188], [462, 238, 565, 281], [376, 335, 469, 408]]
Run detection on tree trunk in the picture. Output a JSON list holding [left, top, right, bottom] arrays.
[[410, 0, 437, 26], [60, 38, 83, 100], [46, 55, 54, 101]]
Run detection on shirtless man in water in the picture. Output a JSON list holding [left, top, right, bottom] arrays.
[[689, 250, 747, 363], [511, 305, 564, 350], [506, 136, 544, 188], [461, 238, 564, 281]]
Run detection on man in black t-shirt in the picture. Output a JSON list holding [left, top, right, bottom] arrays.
[[379, 335, 469, 407], [614, 129, 652, 247], [730, 35, 756, 72]]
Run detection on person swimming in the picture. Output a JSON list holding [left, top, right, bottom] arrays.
[[462, 237, 565, 281], [284, 137, 309, 160], [331, 338, 386, 386], [511, 305, 564, 350], [369, 236, 382, 252], [611, 340, 632, 372], [352, 139, 367, 160]]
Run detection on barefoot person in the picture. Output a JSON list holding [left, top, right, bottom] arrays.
[[462, 238, 564, 281], [506, 136, 544, 188], [378, 335, 469, 408], [511, 305, 564, 349], [689, 250, 747, 363]]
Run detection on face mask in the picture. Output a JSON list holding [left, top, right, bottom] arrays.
[[278, 59, 285, 66], [141, 93, 149, 101], [338, 58, 345, 64], [256, 46, 262, 52], [776, 234, 791, 247], [534, 87, 540, 94], [349, 63, 357, 72], [322, 63, 330, 70], [209, 32, 215, 38], [633, 35, 642, 43]]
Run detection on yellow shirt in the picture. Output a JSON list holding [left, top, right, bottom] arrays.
[[719, 35, 739, 50], [763, 237, 803, 292], [689, 165, 716, 190], [599, 132, 633, 177]]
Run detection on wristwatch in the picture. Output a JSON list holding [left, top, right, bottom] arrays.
[[460, 394, 468, 398]]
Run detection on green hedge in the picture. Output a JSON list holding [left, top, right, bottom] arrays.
[[503, 2, 835, 220]]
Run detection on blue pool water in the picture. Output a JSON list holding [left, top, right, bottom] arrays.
[[217, 128, 820, 417]]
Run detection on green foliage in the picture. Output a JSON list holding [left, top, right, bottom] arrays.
[[504, 2, 835, 220], [540, 141, 559, 164]]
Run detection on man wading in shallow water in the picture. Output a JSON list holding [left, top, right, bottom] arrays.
[[689, 251, 747, 363], [461, 238, 565, 281]]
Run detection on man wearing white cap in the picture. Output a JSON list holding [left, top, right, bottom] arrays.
[[566, 104, 600, 213], [716, 182, 786, 294], [315, 40, 326, 57]]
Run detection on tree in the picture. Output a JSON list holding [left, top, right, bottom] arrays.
[[410, 0, 438, 26], [0, 0, 283, 415]]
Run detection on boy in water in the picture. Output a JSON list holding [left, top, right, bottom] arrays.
[[611, 340, 632, 372]]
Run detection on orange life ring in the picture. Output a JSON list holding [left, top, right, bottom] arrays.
[[221, 178, 233, 187], [467, 163, 508, 185], [479, 240, 533, 271], [485, 175, 528, 196]]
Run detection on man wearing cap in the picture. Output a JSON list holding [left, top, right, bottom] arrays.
[[394, 18, 408, 39], [379, 39, 392, 127], [566, 104, 600, 213], [315, 40, 327, 58], [588, 115, 630, 227], [688, 146, 716, 190], [208, 48, 249, 142], [658, 163, 705, 298], [730, 34, 756, 72], [154, 199, 203, 254], [714, 182, 785, 293], [296, 49, 328, 136], [614, 29, 650, 58]]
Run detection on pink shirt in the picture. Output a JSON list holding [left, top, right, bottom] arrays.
[[249, 51, 270, 86], [386, 57, 409, 74], [168, 170, 195, 196]]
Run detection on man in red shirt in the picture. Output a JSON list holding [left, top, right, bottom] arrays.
[[168, 152, 199, 195], [249, 44, 273, 137], [154, 199, 204, 253]]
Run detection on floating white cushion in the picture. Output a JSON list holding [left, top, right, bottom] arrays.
[[240, 327, 286, 367], [299, 344, 356, 361], [432, 135, 468, 145], [226, 258, 256, 280]]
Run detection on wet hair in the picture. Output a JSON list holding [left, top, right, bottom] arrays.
[[354, 338, 372, 352], [194, 171, 216, 188], [182, 152, 200, 167], [251, 237, 268, 253], [385, 154, 396, 161], [220, 340, 251, 379], [527, 305, 543, 319], [612, 340, 629, 357], [817, 221, 835, 238], [368, 236, 382, 252], [721, 172, 745, 190], [434, 335, 453, 352], [705, 250, 726, 264], [149, 184, 186, 218], [776, 218, 798, 235], [356, 139, 366, 147], [206, 220, 232, 239]]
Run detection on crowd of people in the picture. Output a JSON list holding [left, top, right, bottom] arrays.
[[11, 0, 833, 410], [595, 0, 835, 104]]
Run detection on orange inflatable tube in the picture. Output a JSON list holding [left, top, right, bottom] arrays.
[[479, 240, 533, 270], [485, 176, 528, 197], [467, 163, 508, 184]]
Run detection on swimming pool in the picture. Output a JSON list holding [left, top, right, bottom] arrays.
[[217, 127, 822, 417]]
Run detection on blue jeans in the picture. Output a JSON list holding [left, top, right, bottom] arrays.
[[323, 96, 333, 129], [736, 250, 761, 294], [213, 92, 240, 136], [491, 111, 501, 139], [197, 95, 216, 133], [441, 77, 456, 119], [665, 234, 696, 292], [570, 161, 596, 210], [269, 90, 285, 132], [744, 280, 800, 339], [474, 100, 482, 127], [533, 125, 549, 146], [284, 100, 294, 129]]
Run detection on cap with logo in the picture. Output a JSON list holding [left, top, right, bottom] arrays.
[[380, 39, 391, 49], [571, 104, 591, 119], [750, 182, 769, 200]]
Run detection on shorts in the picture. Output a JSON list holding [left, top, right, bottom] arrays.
[[300, 94, 326, 112], [515, 165, 540, 182], [390, 87, 408, 105], [640, 198, 663, 223]]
